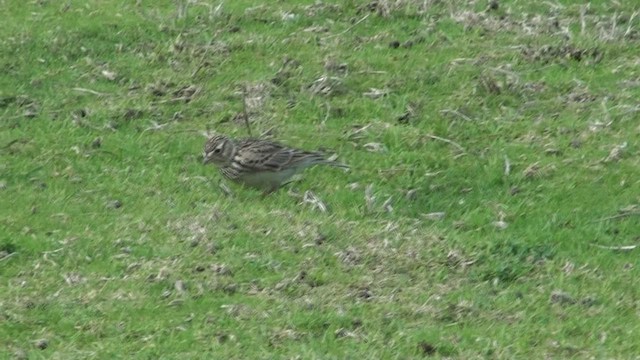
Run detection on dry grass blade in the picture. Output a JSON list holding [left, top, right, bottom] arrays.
[[73, 87, 109, 96], [0, 252, 17, 261], [580, 4, 588, 35], [308, 75, 344, 96], [363, 142, 386, 153], [422, 212, 446, 220], [345, 124, 371, 141], [323, 13, 370, 39], [218, 181, 234, 197], [440, 109, 474, 122], [381, 196, 393, 213], [425, 134, 466, 153], [142, 121, 170, 133], [624, 11, 638, 37], [365, 183, 375, 212], [594, 212, 640, 222], [504, 155, 511, 176], [301, 191, 328, 212], [594, 205, 640, 222], [590, 243, 638, 251], [42, 248, 64, 266], [363, 88, 389, 99]]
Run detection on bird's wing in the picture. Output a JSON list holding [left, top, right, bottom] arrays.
[[236, 139, 300, 171]]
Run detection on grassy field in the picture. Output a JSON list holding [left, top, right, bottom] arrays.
[[1, 0, 639, 358]]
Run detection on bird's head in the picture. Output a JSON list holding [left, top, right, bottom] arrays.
[[203, 134, 235, 166]]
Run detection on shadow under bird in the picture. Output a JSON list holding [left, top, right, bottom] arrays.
[[203, 134, 349, 194]]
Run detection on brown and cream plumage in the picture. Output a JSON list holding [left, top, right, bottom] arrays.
[[203, 134, 348, 193]]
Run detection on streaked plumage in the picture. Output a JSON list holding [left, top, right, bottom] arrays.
[[203, 134, 348, 193]]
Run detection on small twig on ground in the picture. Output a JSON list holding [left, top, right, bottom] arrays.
[[241, 85, 252, 136], [425, 134, 466, 153]]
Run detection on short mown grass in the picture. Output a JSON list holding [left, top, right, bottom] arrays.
[[1, 0, 639, 358]]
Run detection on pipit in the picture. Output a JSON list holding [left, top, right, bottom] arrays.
[[203, 134, 348, 194]]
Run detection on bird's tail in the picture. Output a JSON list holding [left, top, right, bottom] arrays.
[[297, 152, 349, 170]]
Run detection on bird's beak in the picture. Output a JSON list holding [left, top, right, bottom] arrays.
[[203, 153, 210, 165]]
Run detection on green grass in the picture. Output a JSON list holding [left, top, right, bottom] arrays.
[[1, 0, 639, 358]]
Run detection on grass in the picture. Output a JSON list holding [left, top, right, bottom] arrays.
[[1, 0, 639, 358]]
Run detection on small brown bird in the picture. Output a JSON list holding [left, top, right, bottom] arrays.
[[203, 134, 348, 193]]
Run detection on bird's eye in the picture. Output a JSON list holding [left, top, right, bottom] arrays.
[[213, 148, 222, 154]]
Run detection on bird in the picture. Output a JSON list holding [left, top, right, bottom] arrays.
[[203, 134, 348, 194]]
